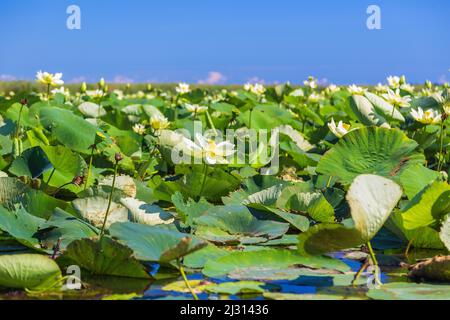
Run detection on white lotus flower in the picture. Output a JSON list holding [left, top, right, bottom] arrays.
[[375, 83, 389, 93], [382, 89, 411, 107], [86, 89, 105, 99], [244, 83, 266, 96], [348, 84, 367, 95], [132, 124, 146, 135], [326, 84, 339, 95], [175, 83, 190, 94], [36, 71, 64, 86], [410, 107, 441, 125], [186, 133, 236, 165], [289, 88, 304, 97], [307, 92, 323, 103], [328, 118, 352, 138], [185, 104, 208, 115], [400, 83, 415, 93], [150, 115, 170, 131], [51, 86, 70, 97], [303, 77, 318, 89], [387, 76, 401, 89]]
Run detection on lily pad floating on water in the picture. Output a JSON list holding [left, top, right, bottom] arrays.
[[120, 198, 174, 226], [72, 196, 128, 229], [0, 254, 62, 290], [59, 236, 150, 279], [264, 292, 363, 300], [193, 205, 289, 245], [109, 222, 206, 264], [202, 249, 350, 278], [367, 282, 450, 300], [298, 174, 402, 255]]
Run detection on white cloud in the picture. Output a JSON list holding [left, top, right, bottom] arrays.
[[198, 71, 227, 85], [0, 74, 17, 81], [112, 75, 135, 84]]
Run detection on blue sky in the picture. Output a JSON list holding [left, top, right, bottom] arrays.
[[0, 0, 449, 85]]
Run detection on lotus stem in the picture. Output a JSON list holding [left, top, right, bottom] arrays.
[[351, 258, 370, 286], [437, 117, 446, 172], [178, 259, 198, 300], [84, 147, 95, 191], [249, 108, 253, 129], [198, 163, 208, 201], [404, 238, 414, 258], [99, 160, 119, 238], [366, 241, 382, 286], [44, 168, 56, 191], [205, 110, 216, 132]]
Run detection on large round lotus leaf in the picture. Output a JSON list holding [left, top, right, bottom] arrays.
[[194, 205, 289, 244], [39, 107, 98, 154], [109, 222, 206, 263], [440, 215, 450, 251], [401, 181, 450, 230], [364, 92, 405, 122], [298, 175, 402, 255], [202, 249, 350, 278], [316, 127, 424, 185], [99, 175, 137, 198], [41, 145, 87, 192], [120, 197, 174, 226], [78, 102, 106, 118], [367, 283, 450, 300], [183, 244, 229, 269], [9, 146, 52, 179], [396, 164, 440, 199], [349, 95, 390, 127], [142, 105, 164, 118], [0, 254, 61, 289], [40, 208, 98, 250], [390, 212, 445, 249], [72, 197, 128, 229], [60, 236, 150, 279], [347, 174, 402, 240], [0, 177, 67, 219]]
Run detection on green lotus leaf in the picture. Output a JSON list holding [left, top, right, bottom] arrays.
[[120, 198, 174, 226], [39, 107, 98, 154], [0, 205, 47, 252], [0, 254, 62, 290], [183, 244, 229, 269], [247, 204, 310, 232], [78, 102, 106, 118], [109, 222, 206, 264], [202, 249, 350, 278], [349, 95, 390, 127], [367, 283, 450, 300], [59, 236, 150, 278], [41, 145, 88, 192], [40, 208, 99, 250], [298, 175, 402, 255], [9, 146, 52, 179], [171, 192, 214, 226], [194, 205, 289, 244], [0, 177, 67, 219], [400, 181, 450, 230], [72, 197, 128, 229], [396, 164, 440, 199], [364, 92, 405, 122], [316, 127, 424, 185], [205, 281, 269, 295], [440, 215, 450, 251]]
